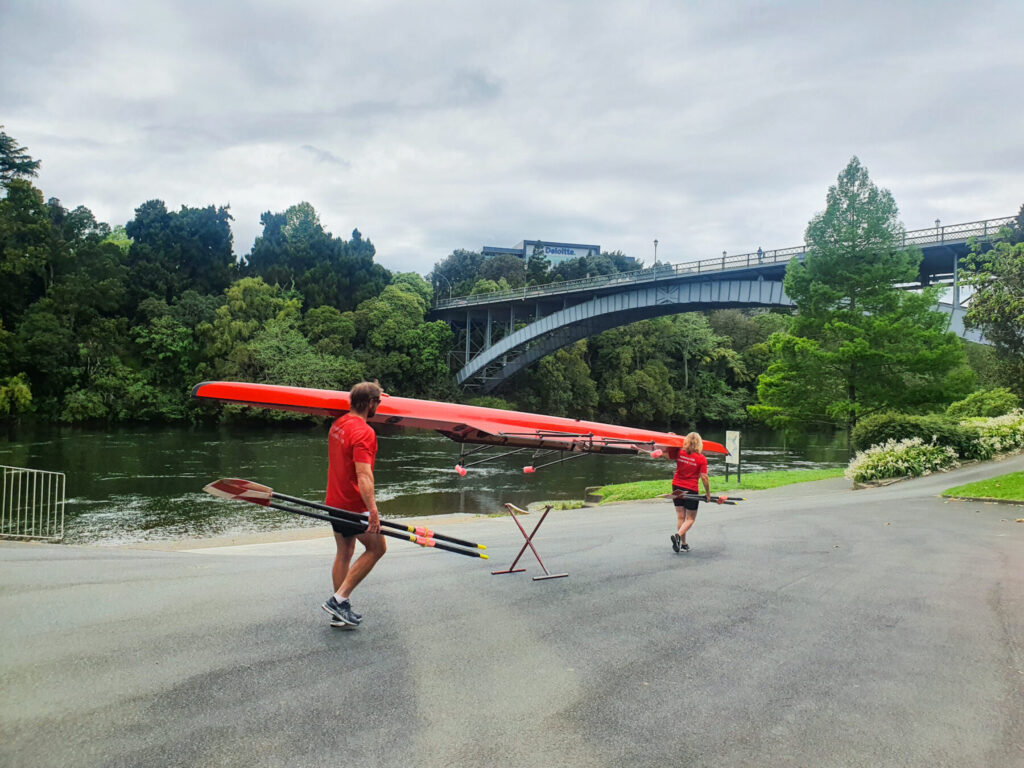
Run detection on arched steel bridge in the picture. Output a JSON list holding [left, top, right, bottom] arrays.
[[429, 216, 1013, 393]]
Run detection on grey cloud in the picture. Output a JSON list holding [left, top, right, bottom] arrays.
[[300, 145, 350, 167], [2, 0, 1021, 273]]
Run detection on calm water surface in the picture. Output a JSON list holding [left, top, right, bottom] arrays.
[[0, 422, 850, 544]]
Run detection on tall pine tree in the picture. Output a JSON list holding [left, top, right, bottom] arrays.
[[750, 157, 972, 434]]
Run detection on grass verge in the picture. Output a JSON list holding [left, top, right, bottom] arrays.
[[595, 468, 846, 504], [941, 471, 1024, 502]]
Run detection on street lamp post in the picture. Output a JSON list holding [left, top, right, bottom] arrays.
[[435, 273, 453, 302], [653, 238, 658, 266], [935, 218, 941, 244]]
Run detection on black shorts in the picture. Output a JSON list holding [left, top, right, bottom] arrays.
[[672, 485, 700, 510], [331, 518, 365, 538]]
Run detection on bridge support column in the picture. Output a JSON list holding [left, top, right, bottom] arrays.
[[465, 312, 471, 362], [953, 254, 960, 308], [485, 309, 492, 348]]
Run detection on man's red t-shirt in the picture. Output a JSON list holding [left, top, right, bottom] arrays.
[[667, 448, 707, 491], [325, 414, 377, 512]]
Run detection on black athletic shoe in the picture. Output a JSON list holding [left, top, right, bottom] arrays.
[[671, 534, 681, 553], [327, 605, 363, 622], [322, 596, 360, 626], [680, 542, 690, 552]]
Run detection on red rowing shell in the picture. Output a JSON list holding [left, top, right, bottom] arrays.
[[191, 381, 728, 456]]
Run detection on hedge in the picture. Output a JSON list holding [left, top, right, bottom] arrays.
[[851, 412, 988, 460]]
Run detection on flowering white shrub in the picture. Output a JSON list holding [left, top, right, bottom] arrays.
[[845, 437, 960, 483], [970, 409, 1024, 456]]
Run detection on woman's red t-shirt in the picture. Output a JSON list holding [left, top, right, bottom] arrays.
[[667, 448, 707, 491]]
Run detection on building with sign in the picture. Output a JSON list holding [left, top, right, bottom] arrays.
[[482, 239, 601, 265]]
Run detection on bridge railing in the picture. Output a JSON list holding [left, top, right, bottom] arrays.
[[434, 215, 1015, 310]]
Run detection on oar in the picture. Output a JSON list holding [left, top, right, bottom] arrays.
[[204, 485, 488, 560], [204, 478, 488, 555], [666, 490, 743, 504], [211, 477, 487, 551]]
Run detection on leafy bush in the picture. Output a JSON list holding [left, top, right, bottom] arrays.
[[851, 412, 986, 459], [971, 409, 1024, 456], [845, 437, 960, 483], [946, 388, 1020, 419]]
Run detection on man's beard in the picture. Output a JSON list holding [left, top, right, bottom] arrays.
[[367, 403, 378, 418]]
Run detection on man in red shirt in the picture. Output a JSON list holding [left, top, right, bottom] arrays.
[[666, 431, 714, 552], [321, 381, 386, 628]]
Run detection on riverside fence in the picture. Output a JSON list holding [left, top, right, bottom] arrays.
[[1, 465, 65, 542]]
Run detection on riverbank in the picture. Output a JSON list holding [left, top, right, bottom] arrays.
[[1, 422, 850, 545], [593, 467, 846, 504], [131, 470, 845, 551]]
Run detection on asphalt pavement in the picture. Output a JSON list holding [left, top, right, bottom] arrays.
[[1, 455, 1023, 768]]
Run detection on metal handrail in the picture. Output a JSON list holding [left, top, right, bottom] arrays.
[[1, 465, 65, 542], [434, 215, 1015, 310]]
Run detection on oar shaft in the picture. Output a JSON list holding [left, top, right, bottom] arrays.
[[675, 491, 745, 501], [263, 500, 487, 559], [270, 490, 486, 550]]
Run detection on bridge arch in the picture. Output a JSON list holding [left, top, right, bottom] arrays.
[[434, 214, 1009, 392], [456, 278, 792, 393]]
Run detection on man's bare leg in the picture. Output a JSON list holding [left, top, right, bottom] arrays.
[[332, 533, 357, 592], [337, 533, 387, 599]]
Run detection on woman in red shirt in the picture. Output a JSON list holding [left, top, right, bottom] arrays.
[[666, 432, 712, 552]]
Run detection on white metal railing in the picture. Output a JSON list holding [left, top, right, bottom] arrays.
[[1, 465, 65, 541], [435, 215, 1015, 310]]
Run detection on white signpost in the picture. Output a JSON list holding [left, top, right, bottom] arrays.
[[725, 430, 740, 482]]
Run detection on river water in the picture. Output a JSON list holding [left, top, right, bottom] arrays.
[[0, 422, 850, 544]]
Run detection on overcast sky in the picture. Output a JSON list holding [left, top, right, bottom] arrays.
[[2, 0, 1022, 274]]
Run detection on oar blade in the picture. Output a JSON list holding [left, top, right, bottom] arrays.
[[203, 478, 274, 506]]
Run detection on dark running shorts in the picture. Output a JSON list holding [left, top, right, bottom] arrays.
[[331, 518, 364, 538], [672, 485, 700, 510]]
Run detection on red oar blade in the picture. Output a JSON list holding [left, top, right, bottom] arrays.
[[203, 478, 274, 506]]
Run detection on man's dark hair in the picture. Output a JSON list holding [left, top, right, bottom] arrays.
[[350, 381, 383, 413]]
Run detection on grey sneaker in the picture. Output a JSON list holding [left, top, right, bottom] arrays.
[[322, 596, 360, 626], [680, 542, 690, 552], [671, 534, 680, 553]]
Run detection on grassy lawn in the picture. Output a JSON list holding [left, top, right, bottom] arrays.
[[595, 467, 846, 504], [942, 471, 1024, 502]]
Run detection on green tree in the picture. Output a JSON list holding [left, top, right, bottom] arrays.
[[0, 126, 41, 185], [750, 158, 972, 433], [243, 319, 364, 391], [526, 244, 550, 285], [430, 249, 485, 298], [469, 277, 511, 295], [246, 203, 389, 312], [198, 277, 302, 379], [301, 305, 356, 357], [479, 253, 527, 288], [350, 280, 455, 397], [102, 224, 132, 255], [962, 229, 1024, 396], [0, 373, 32, 417], [551, 253, 632, 281], [14, 299, 81, 414], [514, 341, 598, 419], [0, 180, 54, 325], [125, 200, 236, 306]]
